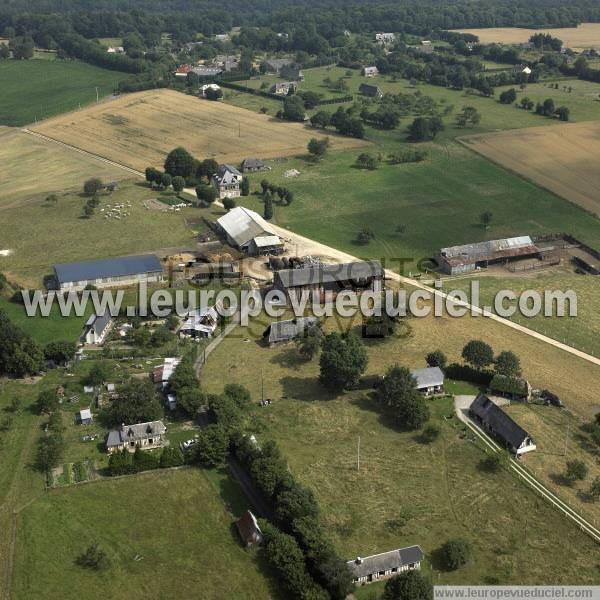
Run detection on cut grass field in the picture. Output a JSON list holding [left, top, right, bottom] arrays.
[[0, 128, 129, 208], [448, 268, 600, 357], [201, 322, 600, 584], [449, 23, 600, 48], [31, 88, 367, 172], [0, 182, 196, 286], [0, 59, 127, 127], [10, 468, 274, 600], [459, 120, 600, 216]]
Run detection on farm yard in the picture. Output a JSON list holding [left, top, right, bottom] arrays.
[[0, 128, 128, 208], [30, 88, 367, 172], [0, 59, 127, 127], [201, 319, 600, 584], [459, 121, 600, 216], [449, 23, 600, 48]]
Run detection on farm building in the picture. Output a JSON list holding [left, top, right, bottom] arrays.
[[236, 510, 263, 547], [216, 206, 284, 255], [201, 83, 222, 98], [175, 64, 193, 77], [411, 367, 444, 396], [375, 32, 396, 44], [152, 357, 182, 389], [469, 393, 536, 456], [211, 164, 243, 199], [347, 545, 423, 584], [263, 316, 319, 345], [273, 260, 384, 302], [76, 408, 93, 425], [54, 254, 164, 291], [359, 83, 383, 98], [513, 64, 532, 75], [106, 420, 167, 454], [362, 66, 379, 77], [270, 81, 298, 95], [82, 312, 113, 345], [179, 302, 222, 339], [241, 158, 268, 172], [437, 236, 540, 275]]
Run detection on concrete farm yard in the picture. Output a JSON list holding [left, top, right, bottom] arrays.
[[30, 88, 366, 172]]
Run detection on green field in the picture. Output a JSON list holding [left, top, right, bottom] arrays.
[[237, 142, 600, 273], [0, 59, 128, 126], [449, 268, 600, 357], [0, 183, 197, 286], [201, 328, 600, 584], [11, 469, 274, 600]]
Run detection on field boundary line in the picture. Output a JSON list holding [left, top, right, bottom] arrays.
[[456, 134, 600, 219], [20, 129, 144, 178]]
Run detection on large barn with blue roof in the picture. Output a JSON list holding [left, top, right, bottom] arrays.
[[53, 254, 164, 291]]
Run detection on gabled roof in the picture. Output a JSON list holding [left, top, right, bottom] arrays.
[[236, 510, 262, 544], [275, 260, 383, 289], [55, 254, 162, 285], [469, 393, 531, 450], [241, 158, 266, 170], [78, 408, 92, 420], [213, 164, 242, 186], [359, 83, 382, 96], [411, 366, 444, 389], [217, 206, 275, 248], [87, 312, 112, 336], [347, 545, 423, 579], [264, 316, 318, 343], [107, 420, 167, 447], [439, 236, 539, 267]]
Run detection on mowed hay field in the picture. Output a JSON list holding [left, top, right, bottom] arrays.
[[32, 89, 366, 171], [460, 121, 600, 216], [0, 128, 129, 208], [450, 23, 600, 48]]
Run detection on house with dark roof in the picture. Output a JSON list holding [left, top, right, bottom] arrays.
[[359, 83, 383, 98], [82, 312, 113, 345], [54, 254, 163, 291], [236, 510, 263, 546], [273, 260, 384, 302], [280, 64, 304, 81], [347, 545, 423, 584], [241, 158, 268, 173], [263, 316, 318, 345], [211, 164, 243, 199], [411, 366, 444, 396], [469, 393, 536, 455], [106, 420, 167, 453]]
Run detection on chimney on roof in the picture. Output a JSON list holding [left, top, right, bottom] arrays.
[[356, 557, 363, 564]]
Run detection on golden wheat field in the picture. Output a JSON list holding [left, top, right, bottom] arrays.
[[31, 89, 366, 172], [450, 23, 600, 48], [0, 127, 128, 208], [460, 122, 600, 216]]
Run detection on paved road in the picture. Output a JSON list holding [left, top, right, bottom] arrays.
[[24, 129, 600, 368], [454, 395, 600, 545]]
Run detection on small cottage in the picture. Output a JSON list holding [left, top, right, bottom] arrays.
[[347, 545, 423, 584], [106, 420, 167, 453], [411, 367, 445, 396]]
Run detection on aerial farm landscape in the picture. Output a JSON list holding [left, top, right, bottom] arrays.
[[0, 1, 599, 599]]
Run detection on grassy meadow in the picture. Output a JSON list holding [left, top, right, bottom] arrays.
[[201, 323, 600, 584], [0, 59, 127, 126]]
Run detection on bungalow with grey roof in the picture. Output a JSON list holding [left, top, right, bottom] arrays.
[[241, 158, 269, 173], [83, 312, 113, 345], [263, 316, 318, 345], [347, 545, 423, 584], [106, 420, 167, 453], [411, 366, 445, 396]]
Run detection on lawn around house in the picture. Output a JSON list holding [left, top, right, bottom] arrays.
[[200, 324, 600, 585], [0, 59, 128, 127], [10, 469, 275, 600]]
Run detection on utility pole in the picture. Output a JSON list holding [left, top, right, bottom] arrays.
[[564, 423, 570, 456], [96, 86, 99, 103], [261, 369, 264, 403], [357, 436, 360, 471]]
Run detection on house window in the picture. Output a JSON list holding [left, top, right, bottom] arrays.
[[148, 438, 153, 444], [130, 441, 135, 447]]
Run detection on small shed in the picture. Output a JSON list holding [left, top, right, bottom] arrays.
[[236, 510, 263, 546], [76, 408, 93, 425], [263, 316, 318, 345]]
